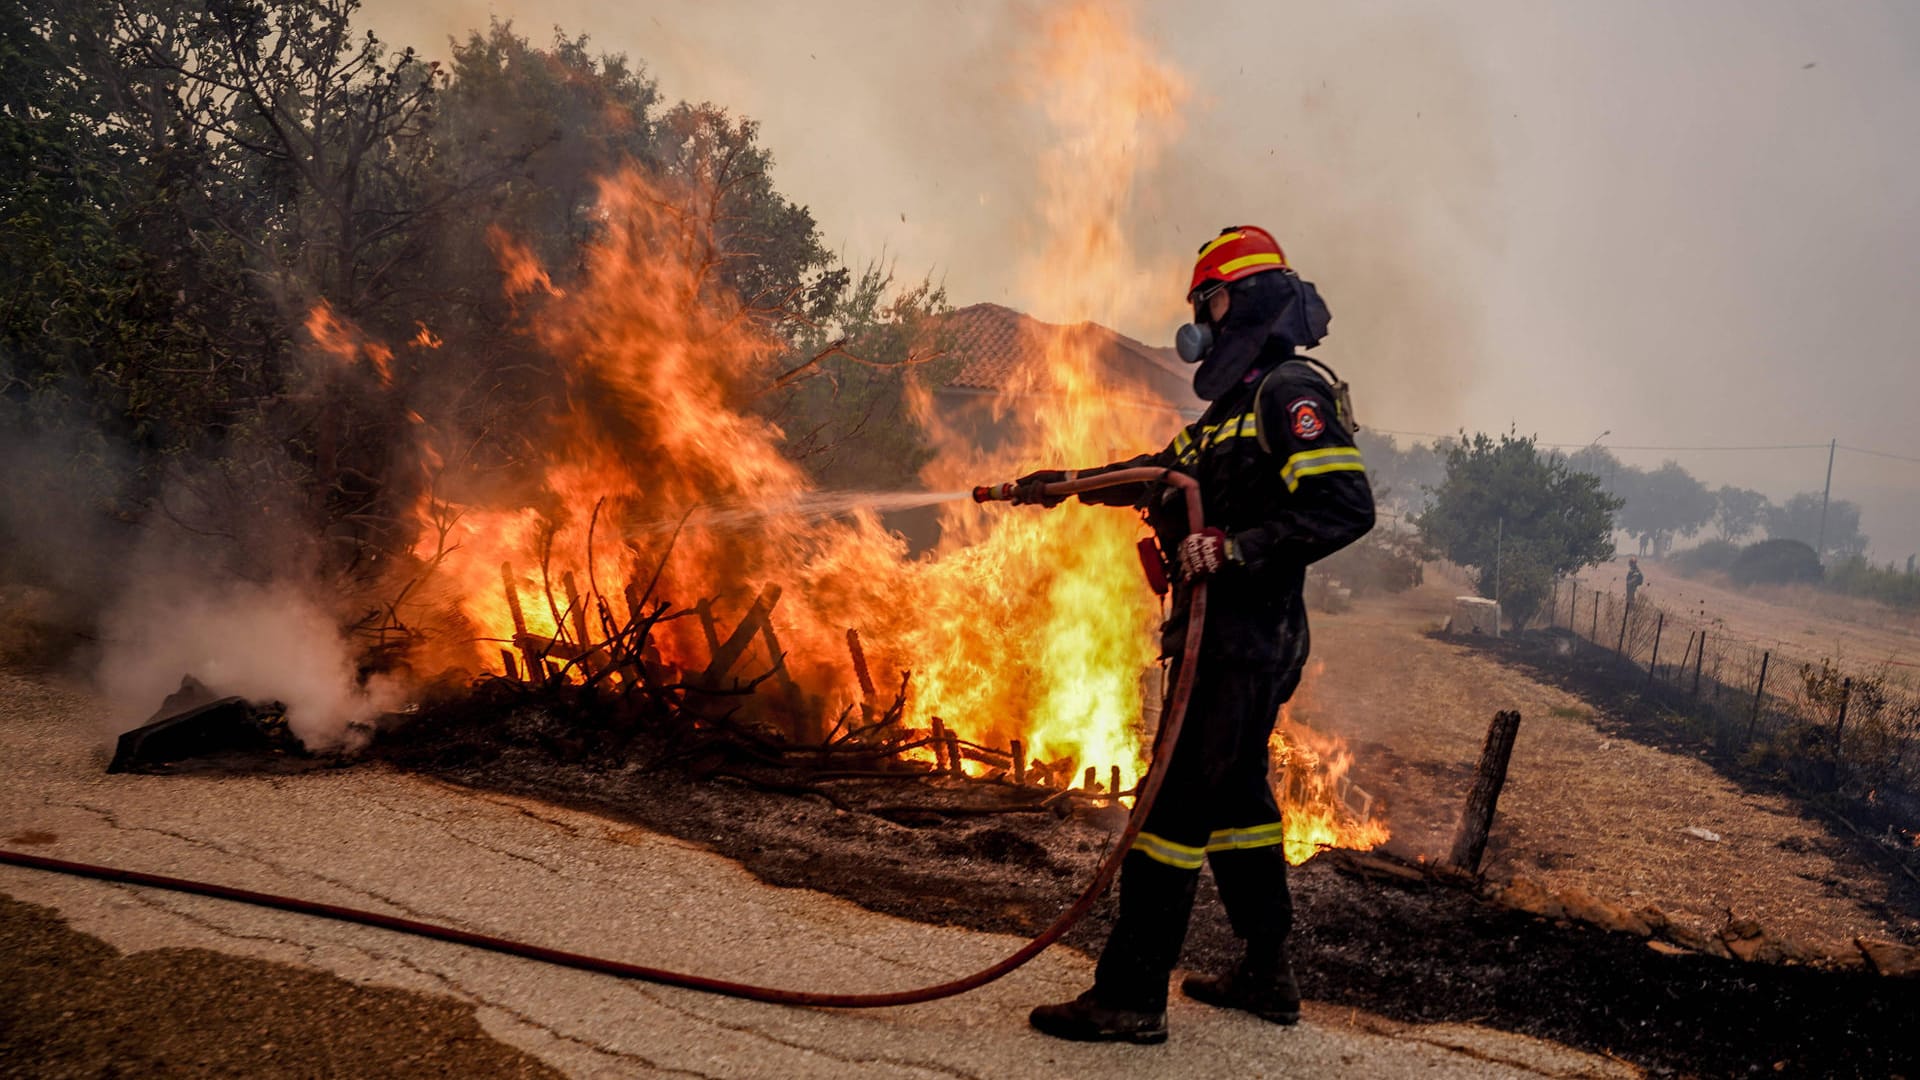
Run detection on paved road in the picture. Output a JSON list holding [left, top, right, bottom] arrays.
[[1, 672, 1631, 1078]]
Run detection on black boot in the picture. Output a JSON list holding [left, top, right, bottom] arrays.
[[1028, 990, 1169, 1044], [1180, 953, 1301, 1025]]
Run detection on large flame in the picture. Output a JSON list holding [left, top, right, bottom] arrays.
[[369, 2, 1384, 860]]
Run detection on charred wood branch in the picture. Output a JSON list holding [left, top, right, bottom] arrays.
[[699, 584, 783, 687]]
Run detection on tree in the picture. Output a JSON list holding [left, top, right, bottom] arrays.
[[1415, 431, 1621, 627], [767, 262, 953, 490], [1614, 461, 1715, 557], [1766, 492, 1868, 560], [1354, 431, 1448, 514], [1712, 485, 1770, 542]]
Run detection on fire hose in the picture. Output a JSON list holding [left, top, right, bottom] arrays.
[[0, 468, 1203, 1009]]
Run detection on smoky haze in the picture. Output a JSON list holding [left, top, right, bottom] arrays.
[[362, 0, 1920, 560]]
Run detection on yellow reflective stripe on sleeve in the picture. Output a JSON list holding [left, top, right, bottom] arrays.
[[1204, 822, 1289, 852], [1290, 461, 1367, 490], [1194, 231, 1245, 261], [1279, 446, 1366, 493], [1130, 831, 1207, 870], [1217, 252, 1284, 276]]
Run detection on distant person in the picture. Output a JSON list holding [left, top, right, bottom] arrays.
[[1626, 557, 1645, 606]]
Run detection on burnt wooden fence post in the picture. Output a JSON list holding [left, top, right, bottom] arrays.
[[1616, 596, 1631, 658], [1745, 651, 1771, 744], [1692, 631, 1707, 697], [1568, 587, 1579, 642], [1644, 612, 1665, 688], [1590, 592, 1601, 646], [1449, 710, 1524, 873], [1833, 677, 1853, 758]]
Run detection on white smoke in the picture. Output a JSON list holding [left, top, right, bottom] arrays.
[[97, 577, 403, 752]]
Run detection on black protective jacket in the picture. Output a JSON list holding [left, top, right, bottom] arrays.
[[1078, 342, 1375, 669]]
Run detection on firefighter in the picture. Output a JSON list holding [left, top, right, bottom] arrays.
[[1016, 226, 1375, 1043], [1625, 557, 1645, 607]]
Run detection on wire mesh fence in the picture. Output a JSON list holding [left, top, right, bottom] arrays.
[[1525, 575, 1920, 805]]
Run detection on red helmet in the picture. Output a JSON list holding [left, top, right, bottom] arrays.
[[1187, 226, 1288, 300]]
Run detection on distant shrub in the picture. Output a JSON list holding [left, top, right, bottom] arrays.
[[1729, 539, 1823, 586], [1673, 538, 1740, 576], [1824, 555, 1920, 610], [1313, 527, 1425, 597]]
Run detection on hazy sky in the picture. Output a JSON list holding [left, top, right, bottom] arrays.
[[362, 0, 1920, 559]]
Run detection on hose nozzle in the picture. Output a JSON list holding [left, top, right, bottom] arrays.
[[972, 482, 1018, 503]]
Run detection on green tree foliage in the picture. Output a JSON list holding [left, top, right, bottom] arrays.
[[1415, 431, 1621, 626], [1353, 431, 1448, 514], [1613, 461, 1716, 557], [1673, 537, 1740, 575], [769, 264, 953, 490], [1, 1, 929, 604], [1824, 556, 1920, 610], [1713, 485, 1770, 542], [1730, 538, 1823, 586], [1766, 492, 1868, 560]]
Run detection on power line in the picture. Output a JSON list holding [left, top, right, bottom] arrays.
[[1840, 444, 1920, 464], [1368, 429, 1920, 462]]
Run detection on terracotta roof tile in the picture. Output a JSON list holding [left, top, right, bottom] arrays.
[[935, 303, 1200, 411]]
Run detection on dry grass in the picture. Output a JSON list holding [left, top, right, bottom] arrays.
[[1582, 558, 1920, 677], [1299, 577, 1917, 956]]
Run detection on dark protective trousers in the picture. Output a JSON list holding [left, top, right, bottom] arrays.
[[1092, 650, 1299, 1011]]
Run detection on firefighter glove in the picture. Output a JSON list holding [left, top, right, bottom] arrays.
[[1177, 527, 1237, 579], [1013, 469, 1070, 508]]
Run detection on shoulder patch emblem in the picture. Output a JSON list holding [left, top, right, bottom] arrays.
[[1288, 397, 1324, 440]]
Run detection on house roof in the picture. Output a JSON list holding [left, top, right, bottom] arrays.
[[935, 303, 1202, 415]]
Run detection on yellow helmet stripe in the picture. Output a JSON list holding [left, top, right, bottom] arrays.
[[1194, 231, 1245, 261], [1217, 251, 1285, 276]]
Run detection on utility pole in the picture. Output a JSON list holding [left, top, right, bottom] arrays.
[[1816, 437, 1836, 562], [1495, 516, 1504, 637]]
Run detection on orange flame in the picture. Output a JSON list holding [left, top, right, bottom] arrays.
[[305, 300, 392, 385], [1271, 663, 1392, 863], [393, 1, 1387, 855], [486, 226, 564, 300]]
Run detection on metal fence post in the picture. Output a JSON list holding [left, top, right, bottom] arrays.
[[1692, 632, 1706, 697], [1746, 651, 1771, 744]]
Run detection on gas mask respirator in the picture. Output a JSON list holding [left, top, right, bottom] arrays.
[[1174, 321, 1213, 364]]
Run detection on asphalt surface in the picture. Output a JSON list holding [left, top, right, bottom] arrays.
[[0, 671, 1632, 1078]]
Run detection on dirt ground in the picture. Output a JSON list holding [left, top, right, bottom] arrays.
[[1301, 574, 1920, 956], [366, 574, 1920, 1075]]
